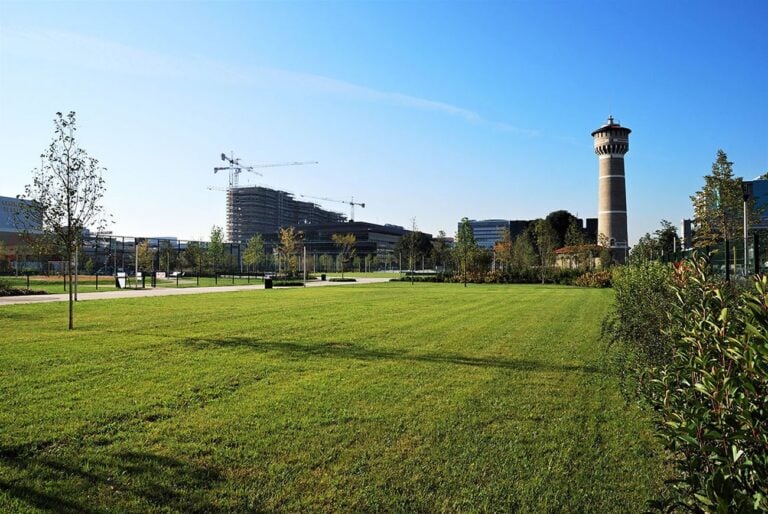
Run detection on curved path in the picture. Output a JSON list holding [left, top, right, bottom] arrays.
[[0, 277, 391, 306]]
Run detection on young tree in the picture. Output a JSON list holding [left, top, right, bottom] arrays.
[[533, 219, 558, 284], [181, 241, 203, 275], [331, 233, 356, 279], [136, 240, 155, 271], [278, 227, 302, 277], [494, 227, 514, 273], [597, 233, 614, 268], [565, 218, 584, 247], [83, 257, 95, 275], [319, 254, 332, 272], [545, 210, 579, 249], [158, 240, 175, 275], [365, 254, 375, 272], [431, 230, 452, 271], [454, 217, 477, 287], [243, 234, 265, 273], [563, 219, 589, 269], [208, 225, 225, 276], [655, 219, 679, 259], [691, 150, 744, 248], [511, 232, 537, 274], [629, 233, 661, 263], [18, 112, 108, 330], [24, 231, 59, 275]]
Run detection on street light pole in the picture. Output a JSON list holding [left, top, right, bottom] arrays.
[[743, 182, 750, 276]]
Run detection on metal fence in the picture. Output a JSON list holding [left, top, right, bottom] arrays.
[[2, 234, 407, 278]]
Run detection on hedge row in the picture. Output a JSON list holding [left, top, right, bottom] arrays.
[[605, 257, 768, 511]]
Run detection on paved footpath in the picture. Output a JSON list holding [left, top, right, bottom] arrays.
[[0, 277, 391, 306]]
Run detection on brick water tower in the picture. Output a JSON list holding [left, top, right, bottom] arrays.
[[592, 116, 630, 263]]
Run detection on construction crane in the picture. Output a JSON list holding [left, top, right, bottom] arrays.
[[213, 151, 318, 189], [300, 194, 366, 222]]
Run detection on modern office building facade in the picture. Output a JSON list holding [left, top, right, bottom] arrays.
[[465, 219, 510, 249], [0, 196, 43, 271], [746, 179, 768, 230], [260, 221, 425, 260]]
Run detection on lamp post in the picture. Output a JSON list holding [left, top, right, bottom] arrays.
[[742, 182, 750, 276]]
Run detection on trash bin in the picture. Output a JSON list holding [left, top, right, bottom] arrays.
[[321, 273, 326, 281], [264, 277, 273, 289]]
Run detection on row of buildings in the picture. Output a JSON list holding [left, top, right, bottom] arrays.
[[0, 190, 427, 274], [465, 218, 598, 249], [3, 117, 767, 274]]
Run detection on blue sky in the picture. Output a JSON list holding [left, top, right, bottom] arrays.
[[1, 0, 766, 243]]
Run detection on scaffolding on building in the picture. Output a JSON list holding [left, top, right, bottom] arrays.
[[226, 186, 346, 244]]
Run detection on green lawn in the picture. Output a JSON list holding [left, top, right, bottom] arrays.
[[0, 283, 665, 512]]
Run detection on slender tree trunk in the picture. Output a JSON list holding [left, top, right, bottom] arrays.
[[67, 248, 73, 330]]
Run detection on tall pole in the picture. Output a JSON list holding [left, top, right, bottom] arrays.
[[74, 243, 78, 301], [743, 195, 749, 276], [135, 239, 139, 289]]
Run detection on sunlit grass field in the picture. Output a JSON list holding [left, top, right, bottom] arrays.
[[0, 283, 664, 512]]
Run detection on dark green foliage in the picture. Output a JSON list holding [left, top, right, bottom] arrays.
[[390, 272, 450, 283], [545, 210, 580, 248], [604, 261, 677, 368], [328, 277, 356, 282], [272, 280, 305, 287], [431, 230, 452, 270], [604, 256, 768, 511], [0, 278, 47, 296], [648, 260, 768, 512], [655, 220, 680, 258]]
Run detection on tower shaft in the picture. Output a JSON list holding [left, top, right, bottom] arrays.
[[592, 116, 630, 263]]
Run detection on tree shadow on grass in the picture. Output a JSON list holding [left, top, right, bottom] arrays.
[[182, 338, 601, 375], [0, 442, 223, 513]]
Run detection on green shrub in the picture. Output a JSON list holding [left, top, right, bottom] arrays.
[[328, 278, 356, 282], [390, 273, 450, 283], [605, 256, 768, 511], [574, 270, 612, 288], [0, 277, 48, 296], [648, 261, 768, 512], [603, 260, 677, 368], [272, 280, 305, 287]]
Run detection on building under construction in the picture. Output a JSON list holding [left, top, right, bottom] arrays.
[[227, 186, 346, 243]]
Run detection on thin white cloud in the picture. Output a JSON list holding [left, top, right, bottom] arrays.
[[1, 27, 538, 135]]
